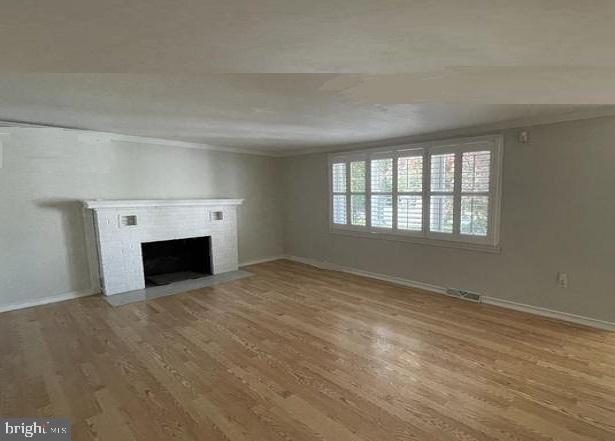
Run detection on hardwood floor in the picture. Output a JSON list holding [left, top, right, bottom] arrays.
[[2, 259, 615, 441]]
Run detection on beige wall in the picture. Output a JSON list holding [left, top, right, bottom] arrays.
[[2, 116, 615, 322], [0, 128, 284, 309], [282, 116, 615, 322]]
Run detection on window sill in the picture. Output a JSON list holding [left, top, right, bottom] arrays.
[[329, 226, 501, 254]]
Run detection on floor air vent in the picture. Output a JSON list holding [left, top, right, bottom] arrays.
[[446, 288, 481, 303]]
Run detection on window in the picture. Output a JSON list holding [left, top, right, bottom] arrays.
[[329, 135, 503, 249], [397, 152, 423, 231], [331, 162, 347, 224], [429, 153, 455, 234], [370, 157, 393, 228], [350, 161, 366, 226], [460, 150, 491, 236]]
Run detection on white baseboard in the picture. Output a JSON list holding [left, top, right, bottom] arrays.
[[239, 255, 286, 267], [481, 297, 615, 332], [285, 255, 447, 295], [0, 255, 286, 314], [284, 255, 615, 332], [5, 257, 613, 332], [0, 289, 98, 314]]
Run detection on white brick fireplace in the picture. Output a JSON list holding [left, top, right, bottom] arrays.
[[83, 199, 243, 295]]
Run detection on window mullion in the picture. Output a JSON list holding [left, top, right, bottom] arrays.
[[452, 150, 463, 236]]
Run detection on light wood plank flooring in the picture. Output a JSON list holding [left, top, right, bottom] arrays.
[[2, 259, 615, 441]]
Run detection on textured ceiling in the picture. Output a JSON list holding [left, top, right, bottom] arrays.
[[1, 0, 614, 72], [0, 75, 613, 154], [1, 2, 614, 153]]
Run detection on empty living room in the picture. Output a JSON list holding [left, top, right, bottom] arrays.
[[2, 2, 615, 441]]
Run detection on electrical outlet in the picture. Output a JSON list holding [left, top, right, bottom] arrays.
[[557, 272, 568, 288]]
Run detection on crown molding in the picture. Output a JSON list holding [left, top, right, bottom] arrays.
[[107, 134, 277, 157], [3, 106, 615, 158], [276, 107, 615, 157], [0, 119, 280, 157]]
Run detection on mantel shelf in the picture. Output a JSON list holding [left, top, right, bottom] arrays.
[[83, 199, 244, 209]]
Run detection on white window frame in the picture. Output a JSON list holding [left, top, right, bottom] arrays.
[[328, 135, 503, 252]]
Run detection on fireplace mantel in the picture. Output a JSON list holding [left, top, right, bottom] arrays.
[[82, 198, 243, 295], [83, 198, 243, 209]]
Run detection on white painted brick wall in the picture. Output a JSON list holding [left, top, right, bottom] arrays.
[[90, 203, 240, 295]]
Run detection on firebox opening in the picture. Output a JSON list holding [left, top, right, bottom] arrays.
[[141, 236, 212, 286]]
